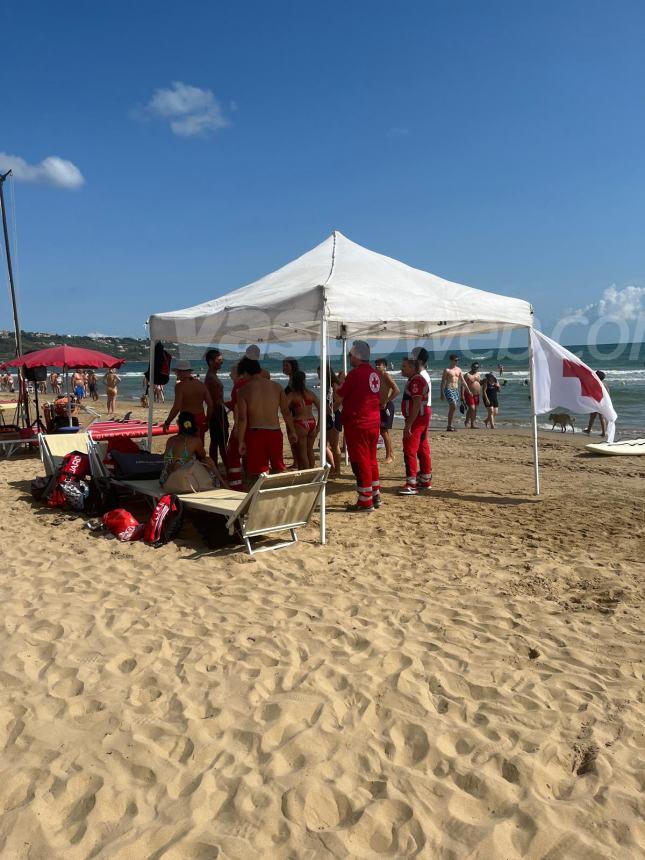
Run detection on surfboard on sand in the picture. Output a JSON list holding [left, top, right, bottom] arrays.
[[585, 439, 645, 456]]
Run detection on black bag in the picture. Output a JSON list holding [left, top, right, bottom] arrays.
[[110, 450, 165, 479], [86, 477, 119, 516], [459, 402, 466, 414]]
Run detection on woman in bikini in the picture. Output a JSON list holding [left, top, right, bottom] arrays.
[[287, 370, 320, 469], [103, 368, 121, 414]]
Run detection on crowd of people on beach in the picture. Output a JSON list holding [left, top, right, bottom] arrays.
[[157, 343, 506, 510]]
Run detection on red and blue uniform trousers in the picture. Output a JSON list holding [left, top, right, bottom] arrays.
[[345, 422, 380, 509], [403, 409, 432, 489]]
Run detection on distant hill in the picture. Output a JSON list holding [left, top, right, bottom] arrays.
[[0, 331, 281, 364]]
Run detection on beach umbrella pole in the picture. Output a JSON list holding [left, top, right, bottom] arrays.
[[146, 333, 155, 451], [319, 315, 328, 545], [527, 326, 540, 495], [341, 332, 349, 465]]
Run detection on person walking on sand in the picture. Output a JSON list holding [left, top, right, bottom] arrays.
[[336, 340, 381, 512], [237, 357, 296, 476], [462, 362, 481, 429], [317, 364, 342, 476], [163, 360, 212, 441], [50, 371, 61, 395], [72, 370, 85, 401], [103, 368, 121, 414], [374, 358, 400, 464], [204, 348, 229, 469], [483, 372, 500, 428], [399, 356, 432, 495], [583, 370, 609, 436], [87, 370, 99, 402], [440, 354, 471, 431]]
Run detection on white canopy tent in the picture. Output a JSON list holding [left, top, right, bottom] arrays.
[[148, 231, 538, 543]]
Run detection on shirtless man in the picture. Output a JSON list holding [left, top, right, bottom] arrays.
[[374, 358, 400, 463], [204, 348, 228, 467], [237, 356, 296, 476], [462, 362, 481, 429], [72, 370, 85, 401], [50, 371, 61, 395], [440, 354, 472, 432], [163, 359, 213, 441]]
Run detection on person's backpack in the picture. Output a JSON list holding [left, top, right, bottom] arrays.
[[46, 451, 91, 509], [145, 342, 173, 387], [142, 494, 184, 547], [102, 509, 145, 541]]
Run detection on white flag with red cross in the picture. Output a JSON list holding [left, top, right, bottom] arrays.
[[530, 329, 617, 442]]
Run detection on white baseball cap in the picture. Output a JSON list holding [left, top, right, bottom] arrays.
[[349, 340, 370, 361]]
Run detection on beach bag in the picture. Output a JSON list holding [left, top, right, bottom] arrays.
[[143, 494, 184, 547], [110, 449, 164, 479], [31, 475, 54, 502], [47, 451, 91, 509], [161, 461, 214, 494], [86, 476, 119, 516], [145, 342, 172, 387], [102, 509, 145, 542]]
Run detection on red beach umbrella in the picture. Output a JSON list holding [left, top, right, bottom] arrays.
[[0, 344, 125, 370]]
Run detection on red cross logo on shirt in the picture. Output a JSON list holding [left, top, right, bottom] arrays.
[[562, 360, 603, 402]]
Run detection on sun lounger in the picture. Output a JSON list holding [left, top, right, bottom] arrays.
[[39, 432, 107, 476], [0, 425, 38, 459], [87, 420, 178, 441], [86, 437, 329, 554]]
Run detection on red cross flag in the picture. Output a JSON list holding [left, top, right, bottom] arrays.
[[530, 329, 617, 442]]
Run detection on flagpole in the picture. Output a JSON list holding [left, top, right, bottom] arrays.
[[527, 326, 540, 495]]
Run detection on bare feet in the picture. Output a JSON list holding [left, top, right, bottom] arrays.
[[384, 456, 394, 464]]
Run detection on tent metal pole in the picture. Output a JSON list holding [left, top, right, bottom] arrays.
[[527, 326, 540, 495], [319, 316, 328, 545], [341, 335, 349, 465], [146, 330, 155, 452]]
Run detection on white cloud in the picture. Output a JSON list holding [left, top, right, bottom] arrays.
[[568, 285, 645, 323], [0, 152, 85, 189], [135, 81, 231, 137]]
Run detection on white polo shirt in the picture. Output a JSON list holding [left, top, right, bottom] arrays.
[[420, 368, 432, 407]]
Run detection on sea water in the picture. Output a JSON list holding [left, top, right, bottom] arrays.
[[91, 342, 645, 436]]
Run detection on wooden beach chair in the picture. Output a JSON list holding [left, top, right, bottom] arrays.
[[87, 438, 329, 554]]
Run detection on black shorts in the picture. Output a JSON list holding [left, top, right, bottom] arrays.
[[209, 405, 229, 446], [380, 401, 395, 430], [486, 391, 499, 408]]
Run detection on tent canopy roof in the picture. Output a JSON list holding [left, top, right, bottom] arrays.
[[149, 231, 533, 345]]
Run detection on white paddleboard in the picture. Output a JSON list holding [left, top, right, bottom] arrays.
[[585, 438, 645, 456]]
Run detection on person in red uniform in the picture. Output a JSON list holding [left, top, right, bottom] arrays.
[[336, 340, 381, 511], [399, 356, 432, 495]]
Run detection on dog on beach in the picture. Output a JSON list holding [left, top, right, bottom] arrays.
[[549, 412, 576, 433]]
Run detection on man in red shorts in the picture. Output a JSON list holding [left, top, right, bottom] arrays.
[[462, 361, 482, 429], [399, 356, 432, 495], [336, 340, 381, 511], [237, 357, 296, 477], [163, 359, 212, 441]]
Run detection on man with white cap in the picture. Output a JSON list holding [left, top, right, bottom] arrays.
[[336, 340, 381, 511], [163, 359, 213, 441]]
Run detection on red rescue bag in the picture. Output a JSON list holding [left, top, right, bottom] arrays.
[[102, 509, 145, 542], [143, 494, 184, 547]]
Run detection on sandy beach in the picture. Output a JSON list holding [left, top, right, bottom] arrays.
[[0, 405, 643, 858]]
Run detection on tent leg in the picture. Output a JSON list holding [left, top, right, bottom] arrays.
[[341, 336, 349, 465], [319, 317, 328, 545], [528, 327, 540, 495], [147, 336, 155, 452], [65, 365, 72, 427]]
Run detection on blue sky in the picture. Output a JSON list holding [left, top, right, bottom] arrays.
[[1, 0, 644, 344]]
